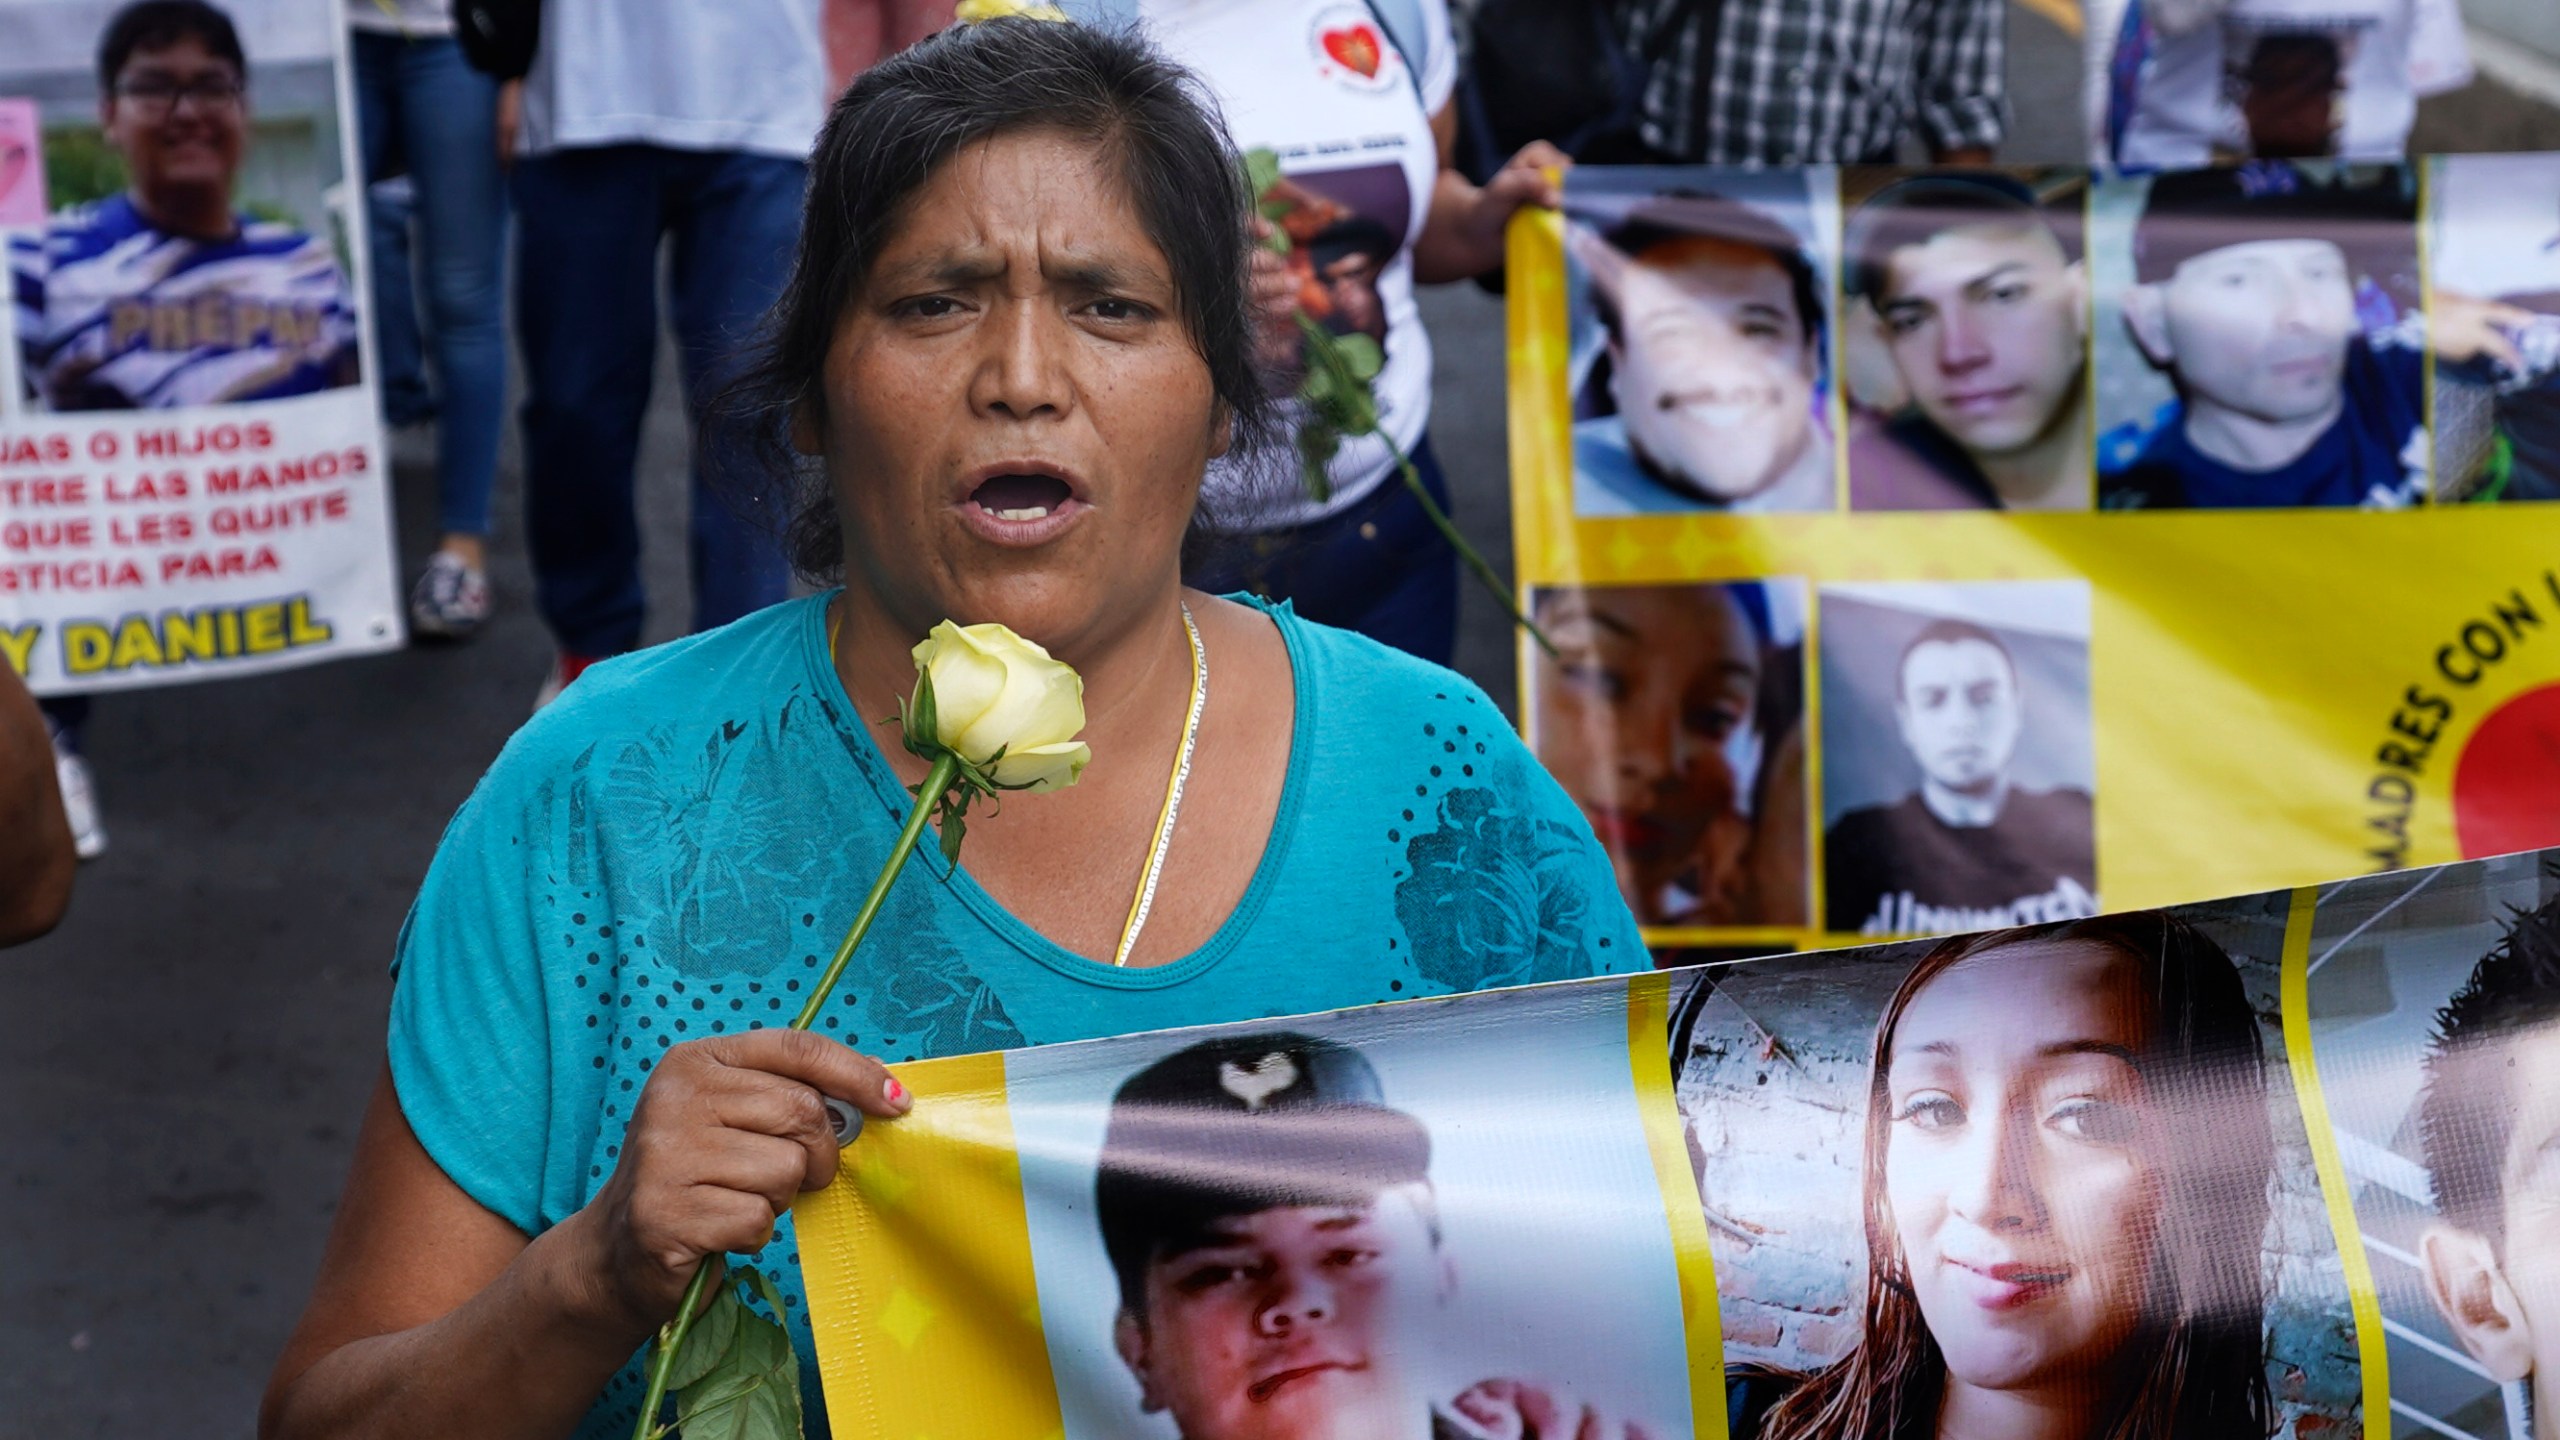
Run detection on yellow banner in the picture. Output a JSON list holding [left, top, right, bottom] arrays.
[[1506, 160, 2560, 949], [799, 851, 2560, 1440]]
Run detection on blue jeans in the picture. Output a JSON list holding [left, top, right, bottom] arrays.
[[352, 31, 506, 538], [512, 146, 801, 656], [365, 177, 434, 426], [1188, 436, 1459, 666]]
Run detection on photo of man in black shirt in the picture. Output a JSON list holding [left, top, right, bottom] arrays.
[[1822, 611, 2097, 936]]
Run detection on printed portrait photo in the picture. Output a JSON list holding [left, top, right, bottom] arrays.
[[1838, 168, 2094, 513], [1525, 577, 1810, 932], [2090, 160, 2423, 511], [1817, 581, 2096, 938], [1562, 167, 1841, 518], [1260, 159, 1408, 355], [2429, 153, 2560, 504], [1670, 899, 2363, 1440], [2303, 852, 2560, 1439], [2, 0, 361, 417], [1005, 983, 1696, 1440]]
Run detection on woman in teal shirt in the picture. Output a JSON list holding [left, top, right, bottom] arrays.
[[261, 18, 1645, 1439]]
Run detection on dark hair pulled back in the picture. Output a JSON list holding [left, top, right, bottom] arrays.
[[709, 17, 1281, 582]]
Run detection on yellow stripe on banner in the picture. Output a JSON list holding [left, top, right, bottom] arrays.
[[795, 1051, 1065, 1440], [2279, 886, 2391, 1439], [1506, 202, 1573, 744], [1627, 971, 1729, 1440]]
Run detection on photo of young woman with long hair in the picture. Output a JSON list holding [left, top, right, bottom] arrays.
[[1726, 913, 2280, 1440]]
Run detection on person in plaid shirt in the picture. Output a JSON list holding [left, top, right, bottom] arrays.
[[1611, 0, 2006, 166]]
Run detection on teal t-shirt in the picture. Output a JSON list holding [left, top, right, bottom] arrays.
[[387, 592, 1648, 1437]]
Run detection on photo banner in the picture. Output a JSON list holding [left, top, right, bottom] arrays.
[[1508, 157, 2560, 951], [0, 0, 399, 696], [797, 848, 2560, 1440]]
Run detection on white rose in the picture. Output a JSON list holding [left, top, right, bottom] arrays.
[[909, 621, 1091, 792]]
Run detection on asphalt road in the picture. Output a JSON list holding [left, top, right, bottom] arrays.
[[0, 4, 2536, 1433]]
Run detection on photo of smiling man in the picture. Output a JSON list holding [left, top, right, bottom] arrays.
[[1819, 582, 2097, 938], [1566, 173, 1838, 517], [1007, 1001, 1693, 1440], [1841, 171, 2093, 512], [8, 0, 359, 413], [2094, 161, 2422, 510]]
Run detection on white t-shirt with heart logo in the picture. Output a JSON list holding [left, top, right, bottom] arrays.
[[1119, 0, 1459, 526]]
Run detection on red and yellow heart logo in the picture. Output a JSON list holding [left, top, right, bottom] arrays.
[[1320, 23, 1382, 79]]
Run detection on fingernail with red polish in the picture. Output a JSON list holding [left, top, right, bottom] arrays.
[[884, 1077, 909, 1107]]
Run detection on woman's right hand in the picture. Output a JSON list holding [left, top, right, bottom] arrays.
[[579, 1029, 912, 1329]]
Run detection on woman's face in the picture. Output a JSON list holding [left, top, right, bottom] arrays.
[[1883, 939, 2162, 1399], [800, 127, 1228, 648], [1532, 585, 1761, 920]]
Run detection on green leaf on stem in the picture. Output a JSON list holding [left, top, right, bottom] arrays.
[[672, 1306, 800, 1440], [662, 1275, 747, 1393], [1296, 425, 1341, 502], [1236, 148, 1551, 657], [1333, 332, 1385, 383], [741, 1266, 790, 1321], [1243, 147, 1282, 205], [938, 799, 967, 865], [905, 669, 940, 763]]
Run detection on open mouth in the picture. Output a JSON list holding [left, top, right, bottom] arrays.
[[969, 471, 1073, 522]]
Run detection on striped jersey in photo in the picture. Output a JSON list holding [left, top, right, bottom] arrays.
[[9, 193, 358, 412]]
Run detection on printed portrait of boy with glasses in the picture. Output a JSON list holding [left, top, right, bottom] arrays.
[[8, 0, 358, 413]]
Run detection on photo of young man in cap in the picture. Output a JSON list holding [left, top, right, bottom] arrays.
[[1568, 185, 1835, 517], [1095, 1032, 1658, 1440], [1842, 172, 2093, 512], [2099, 161, 2421, 510]]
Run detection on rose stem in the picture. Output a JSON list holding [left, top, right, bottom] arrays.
[[1380, 434, 1558, 658], [629, 752, 965, 1440]]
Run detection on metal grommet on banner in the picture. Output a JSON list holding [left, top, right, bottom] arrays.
[[823, 1096, 865, 1147]]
